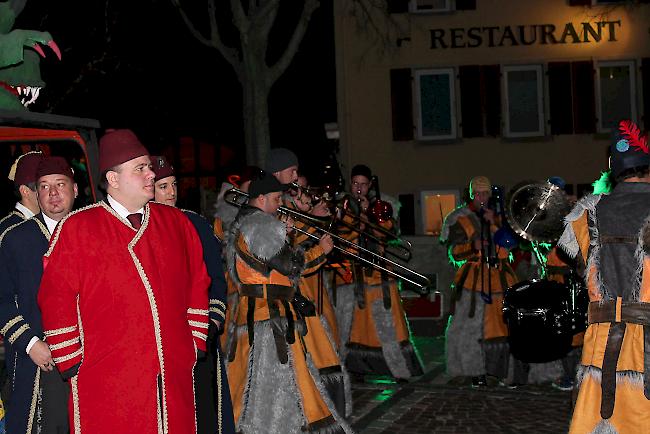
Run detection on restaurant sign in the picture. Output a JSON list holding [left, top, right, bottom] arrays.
[[430, 21, 621, 49]]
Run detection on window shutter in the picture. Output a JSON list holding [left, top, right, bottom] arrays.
[[571, 61, 596, 134], [387, 0, 410, 13], [390, 68, 414, 141], [398, 194, 416, 235], [548, 62, 573, 135], [459, 65, 483, 137], [642, 58, 650, 130], [483, 65, 501, 137], [456, 0, 477, 10]]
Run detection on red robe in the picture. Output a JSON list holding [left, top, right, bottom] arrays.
[[37, 202, 210, 434]]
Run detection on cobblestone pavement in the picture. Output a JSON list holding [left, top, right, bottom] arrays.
[[349, 336, 573, 433]]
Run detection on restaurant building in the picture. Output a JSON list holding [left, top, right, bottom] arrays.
[[333, 0, 650, 236]]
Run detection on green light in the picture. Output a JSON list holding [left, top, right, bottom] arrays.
[[373, 389, 396, 402], [447, 245, 466, 268], [531, 242, 551, 279], [366, 376, 395, 385]]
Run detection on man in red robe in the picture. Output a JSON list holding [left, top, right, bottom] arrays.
[[37, 129, 210, 434]]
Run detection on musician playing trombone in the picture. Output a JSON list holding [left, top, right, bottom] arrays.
[[333, 164, 424, 381], [223, 171, 351, 433], [263, 148, 352, 417], [441, 176, 518, 388]]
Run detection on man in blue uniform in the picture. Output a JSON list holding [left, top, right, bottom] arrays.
[[0, 151, 42, 235], [0, 156, 77, 434]]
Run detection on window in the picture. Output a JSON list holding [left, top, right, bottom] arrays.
[[420, 190, 459, 236], [409, 0, 451, 13], [415, 68, 457, 140], [596, 60, 636, 132], [503, 65, 545, 137]]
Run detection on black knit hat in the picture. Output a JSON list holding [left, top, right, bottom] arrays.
[[264, 148, 298, 173], [249, 171, 290, 197], [610, 119, 649, 178], [351, 164, 372, 180]]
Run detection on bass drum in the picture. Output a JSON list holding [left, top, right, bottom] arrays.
[[503, 279, 574, 363]]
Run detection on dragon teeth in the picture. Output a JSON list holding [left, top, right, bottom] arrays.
[[17, 86, 42, 107]]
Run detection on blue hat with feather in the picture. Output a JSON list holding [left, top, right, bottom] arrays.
[[610, 119, 649, 178]]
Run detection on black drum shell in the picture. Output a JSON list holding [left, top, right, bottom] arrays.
[[503, 279, 574, 363]]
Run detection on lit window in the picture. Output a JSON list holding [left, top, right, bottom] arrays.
[[410, 0, 451, 13], [503, 65, 545, 137], [596, 60, 636, 132], [415, 68, 457, 140], [421, 190, 459, 236]]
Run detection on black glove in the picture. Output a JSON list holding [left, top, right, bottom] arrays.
[[292, 292, 316, 317]]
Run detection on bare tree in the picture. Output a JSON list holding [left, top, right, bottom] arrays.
[[171, 0, 319, 166]]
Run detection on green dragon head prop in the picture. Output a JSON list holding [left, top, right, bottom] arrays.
[[0, 0, 61, 110]]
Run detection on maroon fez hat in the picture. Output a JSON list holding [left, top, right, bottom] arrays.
[[9, 151, 43, 186], [151, 155, 175, 181], [36, 156, 74, 181], [99, 129, 149, 173]]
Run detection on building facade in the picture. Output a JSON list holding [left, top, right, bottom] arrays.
[[334, 0, 650, 234]]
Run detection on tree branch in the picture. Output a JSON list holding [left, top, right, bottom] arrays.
[[268, 0, 319, 85], [348, 0, 406, 59], [170, 0, 241, 72], [254, 0, 280, 48], [230, 0, 250, 35]]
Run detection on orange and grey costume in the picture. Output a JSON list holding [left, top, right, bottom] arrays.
[[284, 197, 352, 417], [559, 184, 650, 433], [224, 205, 351, 433], [441, 205, 518, 379], [333, 209, 423, 380]]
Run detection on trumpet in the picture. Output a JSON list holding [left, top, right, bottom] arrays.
[[223, 187, 431, 294], [289, 182, 413, 262]]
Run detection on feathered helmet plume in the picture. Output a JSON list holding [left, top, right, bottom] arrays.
[[610, 119, 650, 178]]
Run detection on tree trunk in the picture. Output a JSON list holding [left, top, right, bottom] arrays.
[[242, 80, 271, 168]]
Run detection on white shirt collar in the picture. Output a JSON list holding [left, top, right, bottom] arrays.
[[107, 195, 144, 220], [41, 213, 59, 235], [15, 202, 35, 219]]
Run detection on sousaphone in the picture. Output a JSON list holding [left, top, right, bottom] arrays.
[[505, 180, 572, 244]]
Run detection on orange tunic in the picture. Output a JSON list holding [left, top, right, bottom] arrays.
[[225, 206, 347, 432], [561, 189, 650, 434]]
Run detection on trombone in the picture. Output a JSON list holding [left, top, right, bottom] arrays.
[[289, 182, 413, 262], [223, 187, 432, 294]]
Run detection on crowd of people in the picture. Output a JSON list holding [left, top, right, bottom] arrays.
[[0, 130, 424, 433], [440, 119, 650, 433], [0, 118, 648, 433]]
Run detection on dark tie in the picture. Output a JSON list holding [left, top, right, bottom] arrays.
[[127, 213, 143, 230]]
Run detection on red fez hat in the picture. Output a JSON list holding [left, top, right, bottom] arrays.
[[151, 155, 175, 181], [99, 129, 149, 173], [36, 156, 74, 181], [8, 151, 43, 186]]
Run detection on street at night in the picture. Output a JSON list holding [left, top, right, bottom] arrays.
[[350, 337, 572, 433]]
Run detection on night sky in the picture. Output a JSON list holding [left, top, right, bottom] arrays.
[[14, 0, 337, 177]]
